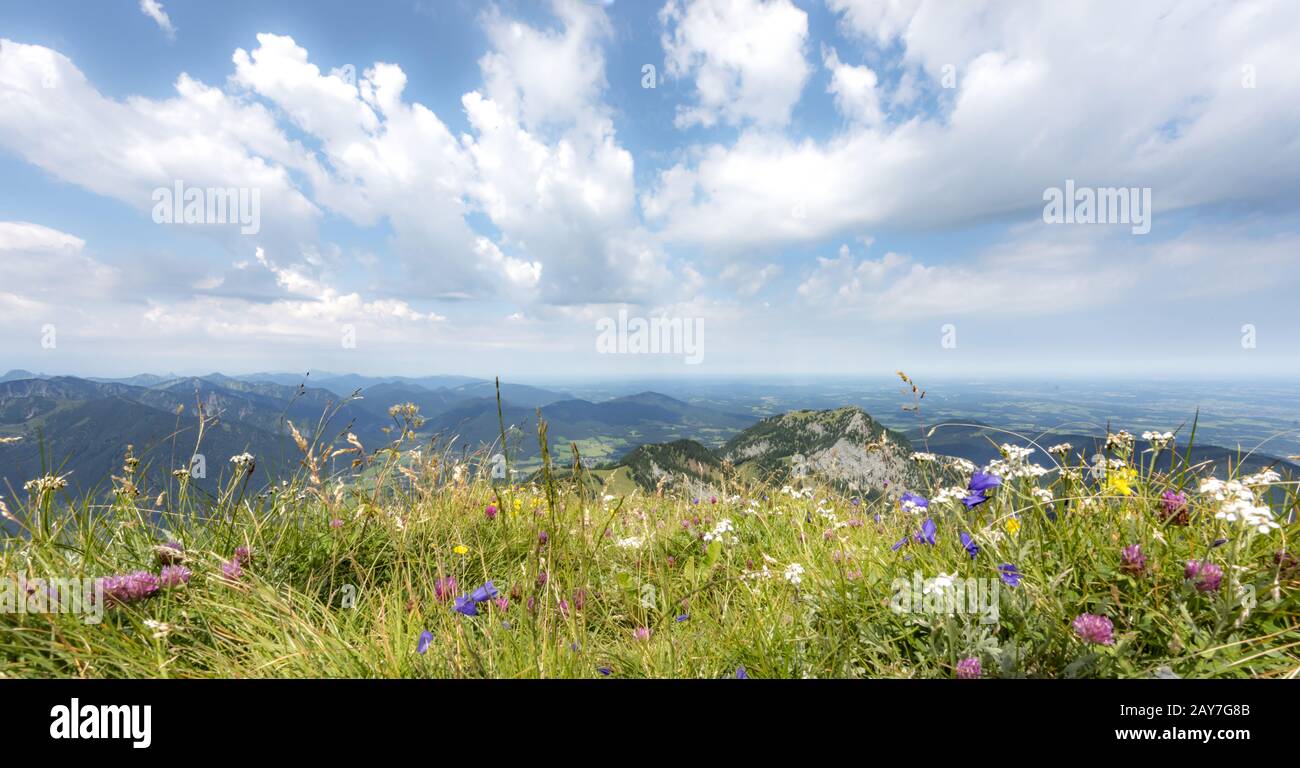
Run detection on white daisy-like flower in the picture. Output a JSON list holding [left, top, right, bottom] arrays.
[[702, 519, 737, 546]]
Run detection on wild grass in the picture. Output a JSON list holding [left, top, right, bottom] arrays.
[[1, 388, 1297, 679]]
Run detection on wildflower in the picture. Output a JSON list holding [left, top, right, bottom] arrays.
[[538, 530, 549, 545], [1047, 443, 1072, 457], [633, 626, 651, 642], [675, 614, 689, 622], [1005, 515, 1021, 536], [1105, 430, 1135, 454], [573, 587, 587, 611], [900, 492, 929, 513], [1072, 613, 1115, 645], [155, 541, 185, 565], [493, 597, 509, 612], [1241, 470, 1281, 487], [1107, 467, 1137, 496], [1159, 490, 1190, 525], [597, 667, 612, 676], [23, 474, 68, 496], [417, 630, 434, 655], [536, 571, 548, 587], [968, 471, 1002, 492], [1184, 561, 1223, 592], [100, 571, 160, 606], [159, 565, 191, 588], [1142, 431, 1175, 451], [783, 563, 805, 585], [914, 518, 937, 546], [955, 657, 982, 679], [484, 504, 497, 520], [434, 576, 457, 602], [735, 666, 749, 679], [233, 546, 253, 566], [702, 518, 737, 545], [219, 559, 243, 582], [453, 545, 469, 556], [891, 536, 909, 552], [960, 531, 979, 559], [329, 518, 344, 528], [617, 535, 644, 549], [143, 619, 173, 640], [453, 595, 478, 616], [962, 490, 989, 509], [998, 563, 1021, 588], [468, 581, 499, 603], [1120, 545, 1146, 575], [910, 452, 938, 463], [229, 452, 255, 472], [1275, 550, 1298, 572]]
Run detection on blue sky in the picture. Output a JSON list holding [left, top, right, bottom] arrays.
[[1, 0, 1298, 381]]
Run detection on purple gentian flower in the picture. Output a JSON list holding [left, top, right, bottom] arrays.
[[901, 492, 929, 510], [998, 563, 1021, 587], [892, 536, 909, 551], [961, 490, 989, 509], [960, 531, 979, 559], [453, 595, 478, 616], [468, 581, 499, 603], [417, 630, 433, 654], [597, 667, 612, 676], [735, 666, 749, 679], [914, 518, 937, 546], [968, 472, 1002, 492], [675, 614, 689, 622]]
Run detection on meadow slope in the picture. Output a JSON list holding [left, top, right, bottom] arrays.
[[1, 401, 1297, 679]]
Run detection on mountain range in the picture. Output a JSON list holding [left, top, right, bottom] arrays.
[[1, 370, 1294, 500]]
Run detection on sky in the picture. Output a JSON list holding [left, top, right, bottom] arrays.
[[0, 0, 1298, 382]]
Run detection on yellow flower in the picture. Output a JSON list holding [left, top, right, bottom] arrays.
[[1107, 467, 1137, 497], [1005, 516, 1021, 536], [453, 545, 469, 556]]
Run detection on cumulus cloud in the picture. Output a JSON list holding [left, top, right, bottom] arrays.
[[645, 0, 1300, 249], [660, 0, 811, 128]]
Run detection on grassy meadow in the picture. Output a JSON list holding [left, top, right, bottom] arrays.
[[1, 396, 1297, 679]]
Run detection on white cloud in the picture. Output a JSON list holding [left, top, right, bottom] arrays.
[[646, 0, 1300, 249], [0, 222, 118, 303], [719, 262, 781, 295], [822, 46, 882, 126], [138, 0, 176, 40], [660, 0, 811, 128]]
